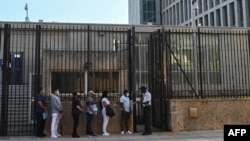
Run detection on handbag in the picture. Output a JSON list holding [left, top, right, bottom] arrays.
[[106, 105, 115, 117], [57, 112, 63, 119], [42, 111, 48, 119]]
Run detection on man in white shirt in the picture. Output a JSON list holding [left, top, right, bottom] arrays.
[[140, 86, 152, 135], [119, 90, 132, 135]]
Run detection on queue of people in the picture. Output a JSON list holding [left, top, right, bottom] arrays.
[[35, 86, 151, 138]]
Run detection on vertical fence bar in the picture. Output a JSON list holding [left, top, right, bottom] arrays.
[[165, 29, 173, 99], [197, 28, 203, 98], [35, 25, 41, 101], [0, 24, 11, 136], [128, 27, 137, 132], [161, 28, 165, 130]]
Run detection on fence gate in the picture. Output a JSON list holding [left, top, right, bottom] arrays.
[[148, 29, 168, 130], [148, 28, 202, 130], [0, 24, 40, 136]]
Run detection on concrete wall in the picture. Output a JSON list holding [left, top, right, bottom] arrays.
[[43, 101, 133, 136], [44, 99, 250, 135], [168, 99, 250, 131]]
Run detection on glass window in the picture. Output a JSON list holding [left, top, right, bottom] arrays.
[[180, 0, 184, 22], [204, 0, 208, 11], [10, 52, 23, 84], [237, 0, 243, 26], [199, 17, 203, 26], [209, 0, 214, 8], [51, 72, 83, 93], [215, 0, 220, 5], [88, 72, 119, 93], [229, 3, 235, 26], [51, 71, 119, 94], [222, 6, 228, 26], [204, 15, 208, 26], [198, 0, 202, 14], [143, 0, 157, 24], [216, 9, 221, 26], [210, 12, 214, 26]]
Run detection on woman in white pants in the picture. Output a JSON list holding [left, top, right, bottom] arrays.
[[50, 88, 63, 138], [100, 90, 110, 136]]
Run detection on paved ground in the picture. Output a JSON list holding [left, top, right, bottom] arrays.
[[0, 130, 223, 141]]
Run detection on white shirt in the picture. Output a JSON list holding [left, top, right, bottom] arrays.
[[142, 91, 151, 107], [120, 95, 130, 112], [101, 97, 110, 108]]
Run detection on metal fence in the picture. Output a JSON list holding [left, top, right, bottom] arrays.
[[148, 27, 250, 130], [1, 22, 250, 135], [150, 27, 250, 100], [0, 23, 132, 136]]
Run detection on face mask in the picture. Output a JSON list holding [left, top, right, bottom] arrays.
[[126, 93, 129, 97]]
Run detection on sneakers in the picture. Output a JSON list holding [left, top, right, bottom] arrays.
[[56, 133, 61, 137], [51, 132, 61, 138], [87, 134, 97, 137], [87, 135, 92, 137], [126, 131, 132, 135], [121, 130, 132, 135], [51, 135, 57, 138], [102, 132, 110, 136]]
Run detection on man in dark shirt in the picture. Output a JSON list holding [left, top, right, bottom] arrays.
[[71, 91, 84, 138], [35, 87, 47, 137]]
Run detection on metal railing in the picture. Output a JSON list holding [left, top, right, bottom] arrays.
[[150, 27, 250, 99]]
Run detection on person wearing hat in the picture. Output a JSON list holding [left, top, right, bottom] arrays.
[[85, 90, 97, 137], [71, 91, 84, 138], [140, 86, 152, 135]]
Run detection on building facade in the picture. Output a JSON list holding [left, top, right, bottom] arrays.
[[1, 22, 250, 136], [162, 0, 250, 27], [129, 0, 161, 25]]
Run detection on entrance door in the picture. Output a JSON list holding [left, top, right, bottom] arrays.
[[10, 52, 23, 84]]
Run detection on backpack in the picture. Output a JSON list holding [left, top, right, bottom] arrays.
[[106, 105, 115, 117]]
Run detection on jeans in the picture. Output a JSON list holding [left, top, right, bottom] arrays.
[[72, 113, 80, 135], [143, 106, 151, 133], [86, 113, 94, 135], [36, 112, 46, 136], [120, 111, 130, 131]]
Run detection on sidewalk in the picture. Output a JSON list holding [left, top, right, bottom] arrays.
[[0, 130, 223, 141]]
